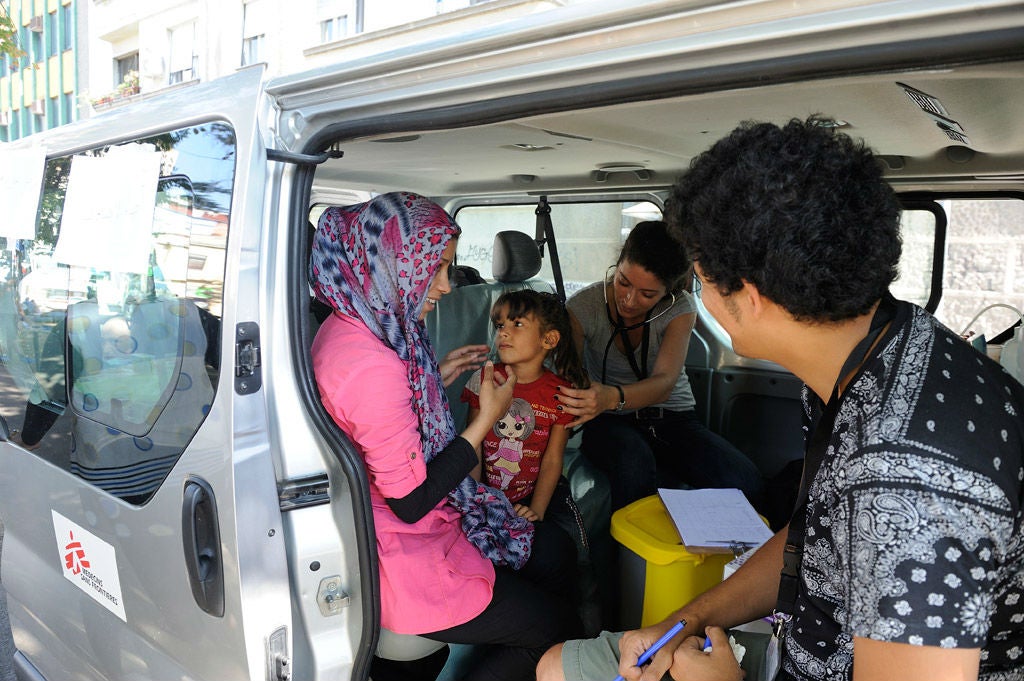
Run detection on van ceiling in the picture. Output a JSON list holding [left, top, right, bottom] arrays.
[[313, 60, 1024, 198]]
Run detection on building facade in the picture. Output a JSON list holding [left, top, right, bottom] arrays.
[[84, 0, 567, 115], [0, 0, 80, 142], [1, 0, 572, 138]]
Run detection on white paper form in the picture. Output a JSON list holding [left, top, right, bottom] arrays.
[[0, 146, 47, 240], [53, 149, 161, 274], [657, 487, 773, 553]]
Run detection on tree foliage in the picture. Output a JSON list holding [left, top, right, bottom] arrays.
[[1, 3, 24, 62]]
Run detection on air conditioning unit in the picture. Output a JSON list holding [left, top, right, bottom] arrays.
[[28, 16, 44, 33], [0, 111, 9, 126], [29, 99, 45, 115]]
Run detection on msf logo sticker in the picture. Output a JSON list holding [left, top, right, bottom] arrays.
[[64, 531, 90, 575], [51, 511, 127, 622]]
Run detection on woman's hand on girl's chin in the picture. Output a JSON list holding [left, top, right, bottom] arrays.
[[479, 362, 516, 421]]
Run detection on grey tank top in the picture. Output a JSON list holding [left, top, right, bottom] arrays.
[[566, 280, 696, 413]]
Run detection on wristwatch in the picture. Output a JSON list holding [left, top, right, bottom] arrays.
[[614, 385, 626, 412]]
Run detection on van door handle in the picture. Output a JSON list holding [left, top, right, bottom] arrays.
[[182, 476, 225, 617]]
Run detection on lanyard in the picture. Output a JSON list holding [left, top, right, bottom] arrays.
[[601, 303, 652, 383], [775, 295, 897, 616]]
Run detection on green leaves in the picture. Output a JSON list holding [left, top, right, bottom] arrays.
[[0, 7, 25, 62]]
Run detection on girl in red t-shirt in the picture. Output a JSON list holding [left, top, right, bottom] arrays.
[[463, 289, 602, 633], [463, 289, 589, 520]]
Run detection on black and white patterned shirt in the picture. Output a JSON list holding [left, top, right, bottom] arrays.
[[783, 300, 1024, 680]]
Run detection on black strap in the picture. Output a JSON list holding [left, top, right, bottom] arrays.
[[616, 314, 651, 380], [776, 295, 898, 615], [534, 196, 566, 302], [600, 301, 652, 383]]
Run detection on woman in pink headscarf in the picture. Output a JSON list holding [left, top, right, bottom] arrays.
[[310, 192, 580, 681]]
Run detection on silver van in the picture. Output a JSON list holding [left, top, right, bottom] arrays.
[[1, 1, 1023, 679]]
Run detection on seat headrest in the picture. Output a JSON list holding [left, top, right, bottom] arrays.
[[492, 231, 542, 283]]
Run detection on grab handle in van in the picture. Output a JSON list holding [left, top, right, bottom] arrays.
[[182, 476, 225, 617]]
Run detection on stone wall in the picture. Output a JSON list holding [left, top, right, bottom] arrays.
[[935, 199, 1024, 340]]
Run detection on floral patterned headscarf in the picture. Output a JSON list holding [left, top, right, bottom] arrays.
[[309, 191, 533, 568]]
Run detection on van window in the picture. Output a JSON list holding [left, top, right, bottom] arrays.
[[459, 197, 1023, 355], [890, 205, 940, 310], [932, 198, 1024, 338], [894, 197, 1024, 337], [0, 122, 235, 504], [454, 200, 661, 297]]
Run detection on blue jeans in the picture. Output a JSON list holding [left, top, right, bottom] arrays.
[[581, 410, 766, 513]]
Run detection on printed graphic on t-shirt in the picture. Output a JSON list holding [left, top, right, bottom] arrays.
[[488, 397, 535, 493], [462, 365, 573, 502]]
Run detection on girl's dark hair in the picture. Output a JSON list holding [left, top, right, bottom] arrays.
[[491, 289, 590, 389], [617, 220, 692, 296]]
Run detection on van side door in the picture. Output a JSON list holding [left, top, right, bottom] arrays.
[[0, 67, 292, 681]]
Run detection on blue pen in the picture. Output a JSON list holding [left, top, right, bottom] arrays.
[[703, 635, 712, 652], [612, 619, 686, 681]]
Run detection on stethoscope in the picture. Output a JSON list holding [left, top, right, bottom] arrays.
[[600, 265, 678, 383]]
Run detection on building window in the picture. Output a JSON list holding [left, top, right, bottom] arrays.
[[168, 22, 197, 84], [31, 31, 42, 62], [434, 0, 494, 15], [46, 12, 57, 57], [241, 0, 267, 66], [319, 15, 348, 43], [19, 27, 29, 69], [61, 92, 73, 125], [187, 254, 207, 272], [317, 14, 350, 42], [317, 0, 360, 43], [241, 34, 263, 66], [115, 52, 138, 88], [60, 4, 72, 51]]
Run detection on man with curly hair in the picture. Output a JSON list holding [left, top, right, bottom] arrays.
[[538, 118, 1024, 681]]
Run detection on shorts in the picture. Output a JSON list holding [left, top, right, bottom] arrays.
[[560, 629, 772, 681], [561, 630, 624, 681]]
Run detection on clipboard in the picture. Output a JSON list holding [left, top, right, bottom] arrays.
[[657, 487, 773, 553]]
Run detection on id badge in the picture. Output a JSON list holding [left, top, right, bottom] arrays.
[[763, 611, 791, 681]]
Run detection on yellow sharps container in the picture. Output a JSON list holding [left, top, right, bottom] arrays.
[[610, 495, 733, 629]]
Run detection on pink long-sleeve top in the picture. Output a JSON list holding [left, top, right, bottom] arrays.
[[311, 312, 494, 634]]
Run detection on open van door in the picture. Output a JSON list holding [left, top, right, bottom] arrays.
[[0, 66, 293, 681]]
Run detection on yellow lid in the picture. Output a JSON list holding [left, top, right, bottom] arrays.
[[610, 495, 709, 566]]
